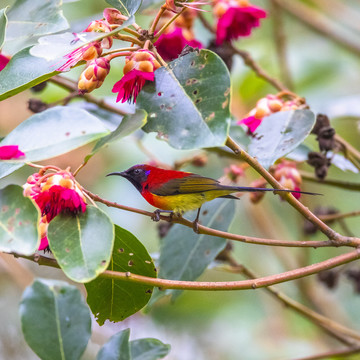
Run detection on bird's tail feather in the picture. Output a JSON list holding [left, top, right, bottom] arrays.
[[225, 186, 322, 196]]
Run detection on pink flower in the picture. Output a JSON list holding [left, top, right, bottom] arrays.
[[112, 50, 161, 103], [238, 115, 262, 134], [57, 20, 112, 72], [214, 1, 266, 45], [155, 27, 203, 61], [23, 170, 87, 250], [0, 145, 25, 160], [0, 54, 9, 71]]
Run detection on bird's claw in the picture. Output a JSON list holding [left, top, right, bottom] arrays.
[[151, 209, 161, 222]]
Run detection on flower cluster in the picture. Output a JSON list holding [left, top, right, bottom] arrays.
[[23, 170, 87, 250], [112, 49, 161, 103], [238, 94, 304, 134], [213, 0, 266, 45], [155, 9, 203, 61], [272, 160, 302, 199], [0, 145, 25, 160]]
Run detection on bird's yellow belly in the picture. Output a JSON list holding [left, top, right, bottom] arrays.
[[147, 190, 233, 214]]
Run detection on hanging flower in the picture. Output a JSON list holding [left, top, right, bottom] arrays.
[[23, 170, 87, 250], [0, 145, 25, 160], [57, 20, 112, 72], [0, 53, 10, 71], [272, 160, 302, 199], [103, 8, 127, 25], [213, 0, 266, 45], [112, 49, 161, 103], [155, 27, 203, 61], [238, 94, 302, 134], [78, 57, 111, 94]]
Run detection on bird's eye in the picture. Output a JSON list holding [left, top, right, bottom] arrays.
[[133, 169, 141, 175]]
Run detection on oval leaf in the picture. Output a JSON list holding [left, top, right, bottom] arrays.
[[0, 106, 109, 179], [131, 338, 170, 360], [152, 198, 235, 303], [97, 329, 131, 360], [48, 206, 114, 283], [0, 185, 38, 255], [0, 7, 8, 49], [85, 225, 156, 325], [138, 49, 231, 150], [248, 109, 316, 168], [0, 47, 59, 101], [4, 0, 69, 53], [105, 0, 142, 16], [20, 278, 91, 360]]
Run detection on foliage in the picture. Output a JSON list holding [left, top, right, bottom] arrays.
[[1, 0, 360, 359]]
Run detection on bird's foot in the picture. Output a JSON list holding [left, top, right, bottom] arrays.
[[192, 219, 200, 233], [151, 209, 174, 222]]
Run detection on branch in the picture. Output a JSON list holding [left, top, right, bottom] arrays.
[[320, 211, 360, 222], [222, 255, 360, 345], [225, 136, 360, 246], [273, 0, 360, 57], [295, 346, 360, 360], [300, 171, 360, 192], [84, 190, 360, 248], [12, 248, 360, 291], [49, 75, 128, 116]]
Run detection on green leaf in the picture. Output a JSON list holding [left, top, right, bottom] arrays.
[[91, 109, 147, 155], [4, 0, 69, 53], [48, 206, 114, 283], [138, 49, 231, 150], [131, 338, 170, 360], [97, 329, 131, 360], [0, 185, 39, 255], [20, 279, 91, 360], [105, 0, 142, 16], [248, 109, 316, 168], [0, 47, 59, 101], [0, 7, 8, 50], [152, 198, 235, 302], [0, 106, 109, 179], [85, 225, 156, 325]]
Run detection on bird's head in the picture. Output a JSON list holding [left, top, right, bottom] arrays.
[[106, 164, 151, 192]]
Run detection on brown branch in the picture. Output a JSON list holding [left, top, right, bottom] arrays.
[[300, 171, 360, 192], [11, 248, 360, 291], [222, 256, 360, 345], [49, 76, 128, 116], [225, 136, 360, 246], [83, 189, 360, 248], [273, 0, 360, 57], [320, 211, 360, 222], [294, 346, 360, 360], [270, 0, 294, 89]]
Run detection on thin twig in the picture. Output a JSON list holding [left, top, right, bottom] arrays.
[[273, 0, 360, 57], [11, 248, 360, 291], [84, 189, 360, 248], [294, 346, 360, 360]]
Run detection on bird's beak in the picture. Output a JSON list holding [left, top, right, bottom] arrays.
[[106, 172, 127, 178]]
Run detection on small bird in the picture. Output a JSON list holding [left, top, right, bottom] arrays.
[[107, 164, 320, 229]]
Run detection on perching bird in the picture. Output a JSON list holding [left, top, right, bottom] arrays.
[[107, 164, 320, 230]]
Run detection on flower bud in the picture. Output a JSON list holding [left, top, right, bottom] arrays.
[[78, 57, 110, 94], [249, 178, 267, 203], [103, 8, 126, 25], [273, 160, 302, 199]]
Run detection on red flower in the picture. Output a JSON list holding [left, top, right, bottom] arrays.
[[0, 145, 25, 160], [0, 54, 9, 71], [23, 171, 87, 250], [34, 185, 86, 222], [214, 1, 266, 45], [155, 27, 203, 61], [112, 50, 161, 103]]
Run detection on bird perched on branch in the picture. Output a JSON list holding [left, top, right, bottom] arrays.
[[107, 164, 320, 230]]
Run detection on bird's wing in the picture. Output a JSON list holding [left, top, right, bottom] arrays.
[[150, 175, 223, 196]]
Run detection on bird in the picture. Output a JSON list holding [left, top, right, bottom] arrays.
[[107, 164, 320, 230]]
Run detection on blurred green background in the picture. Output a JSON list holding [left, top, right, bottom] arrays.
[[1, 0, 360, 359]]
